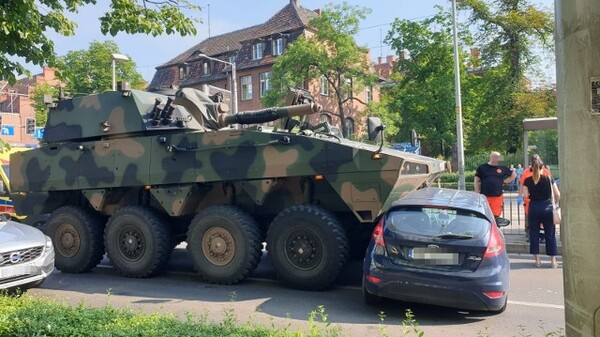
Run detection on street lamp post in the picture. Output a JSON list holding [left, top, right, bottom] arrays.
[[198, 53, 237, 114], [111, 53, 129, 91], [451, 0, 466, 190]]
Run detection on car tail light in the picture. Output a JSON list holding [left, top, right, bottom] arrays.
[[483, 291, 505, 299], [483, 222, 505, 258], [366, 275, 382, 285], [372, 216, 385, 247]]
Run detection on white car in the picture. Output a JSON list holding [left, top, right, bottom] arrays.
[[0, 216, 54, 290]]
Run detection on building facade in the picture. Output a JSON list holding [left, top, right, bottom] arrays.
[[149, 0, 379, 137], [0, 67, 61, 147]]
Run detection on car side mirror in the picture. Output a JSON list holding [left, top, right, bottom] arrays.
[[495, 217, 510, 227], [367, 117, 384, 142]]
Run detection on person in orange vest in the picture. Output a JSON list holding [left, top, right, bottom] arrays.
[[519, 154, 552, 241], [474, 151, 517, 218]]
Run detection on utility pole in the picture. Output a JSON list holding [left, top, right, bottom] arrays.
[[451, 0, 466, 190]]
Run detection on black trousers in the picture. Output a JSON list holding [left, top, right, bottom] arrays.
[[528, 200, 558, 256]]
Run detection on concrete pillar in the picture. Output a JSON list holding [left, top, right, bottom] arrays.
[[555, 1, 600, 336]]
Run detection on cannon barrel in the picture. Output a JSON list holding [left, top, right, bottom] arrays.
[[218, 103, 321, 128]]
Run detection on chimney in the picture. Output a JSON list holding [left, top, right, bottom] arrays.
[[470, 47, 480, 59], [378, 56, 383, 64], [386, 55, 397, 64], [290, 0, 299, 6]]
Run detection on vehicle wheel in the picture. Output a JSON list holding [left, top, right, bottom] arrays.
[[186, 205, 262, 284], [363, 280, 382, 305], [45, 206, 104, 273], [266, 205, 349, 290], [104, 206, 172, 278]]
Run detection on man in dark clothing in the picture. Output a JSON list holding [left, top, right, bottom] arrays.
[[474, 151, 517, 217]]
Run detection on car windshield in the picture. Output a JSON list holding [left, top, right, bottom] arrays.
[[385, 207, 490, 239]]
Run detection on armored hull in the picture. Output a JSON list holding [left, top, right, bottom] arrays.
[[11, 88, 444, 289]]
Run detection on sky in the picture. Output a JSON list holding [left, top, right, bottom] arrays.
[[34, 0, 555, 84]]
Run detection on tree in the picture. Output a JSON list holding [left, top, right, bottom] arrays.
[[57, 41, 146, 95], [262, 2, 376, 138], [458, 0, 554, 153], [0, 0, 199, 84], [385, 10, 474, 157]]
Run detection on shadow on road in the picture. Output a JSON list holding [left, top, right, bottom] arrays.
[[36, 248, 501, 327]]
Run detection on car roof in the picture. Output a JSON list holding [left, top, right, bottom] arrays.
[[390, 187, 493, 221]]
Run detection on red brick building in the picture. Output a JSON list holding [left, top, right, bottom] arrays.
[[149, 0, 379, 137], [0, 67, 61, 147]]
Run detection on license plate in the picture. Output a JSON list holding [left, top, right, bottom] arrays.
[[408, 247, 459, 265]]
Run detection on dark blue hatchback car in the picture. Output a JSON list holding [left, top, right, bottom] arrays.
[[363, 187, 510, 313]]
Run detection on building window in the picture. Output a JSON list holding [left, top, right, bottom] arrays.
[[202, 61, 210, 75], [241, 75, 253, 100], [178, 63, 189, 80], [320, 76, 329, 96], [272, 38, 284, 56], [260, 72, 272, 97], [365, 86, 373, 103], [344, 117, 355, 137], [319, 113, 332, 124], [252, 43, 264, 60], [343, 78, 352, 100]]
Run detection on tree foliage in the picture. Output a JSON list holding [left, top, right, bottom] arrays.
[[458, 0, 555, 153], [381, 1, 554, 157], [0, 0, 199, 84], [385, 10, 474, 157], [262, 2, 376, 137], [57, 41, 146, 95]]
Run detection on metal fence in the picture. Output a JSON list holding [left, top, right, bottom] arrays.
[[437, 183, 561, 238], [438, 183, 525, 234]]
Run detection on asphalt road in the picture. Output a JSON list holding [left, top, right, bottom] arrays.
[[27, 247, 565, 337]]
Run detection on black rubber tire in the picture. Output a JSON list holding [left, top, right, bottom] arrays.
[[266, 205, 349, 290], [45, 206, 104, 273], [362, 279, 382, 306], [186, 205, 262, 284], [104, 206, 172, 278]]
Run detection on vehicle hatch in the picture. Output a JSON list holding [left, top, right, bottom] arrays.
[[382, 206, 491, 271]]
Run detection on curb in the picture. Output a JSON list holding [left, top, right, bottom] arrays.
[[505, 242, 562, 255]]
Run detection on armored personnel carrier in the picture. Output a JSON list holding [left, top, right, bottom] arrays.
[[10, 86, 445, 290]]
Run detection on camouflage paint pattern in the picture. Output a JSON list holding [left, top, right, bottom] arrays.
[[10, 88, 445, 226]]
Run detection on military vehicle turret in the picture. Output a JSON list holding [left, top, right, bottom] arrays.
[[10, 86, 445, 290]]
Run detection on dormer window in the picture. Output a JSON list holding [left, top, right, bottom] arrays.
[[272, 38, 284, 56], [178, 62, 189, 80], [252, 43, 264, 60], [202, 61, 210, 75]]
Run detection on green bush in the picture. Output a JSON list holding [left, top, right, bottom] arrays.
[[0, 293, 565, 337]]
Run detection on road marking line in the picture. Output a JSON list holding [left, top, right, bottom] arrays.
[[97, 264, 564, 310], [508, 300, 564, 309]]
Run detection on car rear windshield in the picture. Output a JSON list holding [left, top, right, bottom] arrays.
[[385, 207, 490, 239]]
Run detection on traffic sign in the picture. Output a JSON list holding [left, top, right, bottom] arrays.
[[1, 126, 14, 136]]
